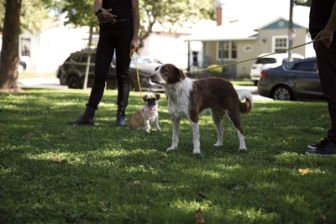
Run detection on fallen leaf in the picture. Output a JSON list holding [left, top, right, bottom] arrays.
[[127, 180, 142, 187], [232, 184, 241, 191], [320, 213, 327, 222], [298, 168, 312, 175], [24, 132, 34, 139], [197, 191, 207, 199], [48, 156, 66, 164], [195, 208, 205, 224]]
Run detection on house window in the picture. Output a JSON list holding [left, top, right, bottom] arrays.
[[231, 41, 237, 59], [20, 38, 31, 57], [217, 41, 237, 59], [273, 36, 288, 53]]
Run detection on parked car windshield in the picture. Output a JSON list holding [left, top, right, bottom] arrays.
[[255, 58, 277, 64]]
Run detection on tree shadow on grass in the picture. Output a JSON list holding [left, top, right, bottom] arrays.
[[1, 147, 335, 223], [1, 90, 335, 223]]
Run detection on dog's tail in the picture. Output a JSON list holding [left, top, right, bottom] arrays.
[[237, 89, 253, 113]]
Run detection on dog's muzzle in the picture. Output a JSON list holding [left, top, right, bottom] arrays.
[[150, 73, 159, 84]]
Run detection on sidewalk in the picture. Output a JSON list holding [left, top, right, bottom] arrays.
[[18, 77, 67, 89], [18, 77, 272, 101], [234, 85, 273, 101]]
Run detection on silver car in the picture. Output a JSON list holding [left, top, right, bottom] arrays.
[[258, 57, 323, 101], [250, 53, 304, 86]]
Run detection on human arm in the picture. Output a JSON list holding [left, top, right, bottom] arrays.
[[318, 0, 336, 48], [130, 0, 140, 51], [93, 0, 116, 23]]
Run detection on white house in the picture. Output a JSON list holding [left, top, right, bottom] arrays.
[[1, 16, 192, 73], [20, 17, 90, 72], [0, 16, 90, 73]]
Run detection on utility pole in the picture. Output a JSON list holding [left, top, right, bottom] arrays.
[[83, 23, 93, 90], [288, 0, 294, 62]]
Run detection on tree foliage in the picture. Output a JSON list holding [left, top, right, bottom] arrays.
[[51, 0, 214, 47], [295, 0, 311, 6], [0, 0, 49, 33], [139, 0, 214, 45]]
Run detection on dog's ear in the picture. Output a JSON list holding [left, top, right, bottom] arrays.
[[155, 93, 160, 100], [173, 66, 185, 81], [143, 95, 148, 101]]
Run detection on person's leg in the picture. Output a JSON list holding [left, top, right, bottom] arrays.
[[315, 41, 336, 140], [115, 34, 132, 125], [307, 40, 336, 154], [70, 35, 115, 125], [88, 36, 115, 109]]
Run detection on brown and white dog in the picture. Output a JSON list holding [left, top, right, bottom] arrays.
[[129, 93, 161, 133], [150, 64, 253, 155]]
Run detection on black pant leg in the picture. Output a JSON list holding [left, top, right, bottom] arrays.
[[87, 36, 115, 109], [314, 40, 336, 138], [115, 35, 132, 108]]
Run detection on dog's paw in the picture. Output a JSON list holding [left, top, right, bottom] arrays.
[[238, 147, 247, 152], [166, 146, 177, 153], [213, 142, 223, 147], [145, 129, 151, 133], [194, 153, 202, 160]]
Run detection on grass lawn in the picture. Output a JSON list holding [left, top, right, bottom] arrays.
[[0, 89, 335, 223]]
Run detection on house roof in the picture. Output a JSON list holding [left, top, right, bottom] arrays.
[[184, 21, 258, 41], [256, 17, 306, 31]]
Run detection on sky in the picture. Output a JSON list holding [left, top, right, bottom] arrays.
[[219, 0, 309, 28]]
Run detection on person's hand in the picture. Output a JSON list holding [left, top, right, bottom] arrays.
[[130, 38, 139, 52], [96, 8, 116, 24], [316, 29, 334, 48]]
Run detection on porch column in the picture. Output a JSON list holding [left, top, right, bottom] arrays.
[[187, 41, 191, 72]]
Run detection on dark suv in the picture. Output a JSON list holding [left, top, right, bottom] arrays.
[[57, 49, 163, 91]]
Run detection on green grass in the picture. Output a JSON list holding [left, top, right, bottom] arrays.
[[231, 80, 255, 86], [0, 89, 335, 223]]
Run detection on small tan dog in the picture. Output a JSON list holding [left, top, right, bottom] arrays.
[[129, 93, 161, 133]]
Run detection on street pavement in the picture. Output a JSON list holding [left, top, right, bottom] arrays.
[[18, 77, 273, 101]]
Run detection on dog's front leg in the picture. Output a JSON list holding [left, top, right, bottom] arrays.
[[154, 116, 161, 131], [166, 117, 180, 152], [237, 130, 247, 151], [191, 122, 201, 155], [144, 119, 151, 133]]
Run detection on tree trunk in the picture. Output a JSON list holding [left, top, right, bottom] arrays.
[[0, 0, 22, 92]]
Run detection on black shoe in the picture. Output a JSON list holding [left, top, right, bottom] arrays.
[[69, 115, 94, 126], [307, 138, 329, 152], [115, 115, 126, 126], [69, 105, 95, 126], [115, 105, 127, 126], [306, 138, 336, 155]]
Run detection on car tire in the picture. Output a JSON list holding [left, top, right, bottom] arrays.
[[272, 85, 293, 100], [253, 80, 258, 86], [67, 75, 83, 89]]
